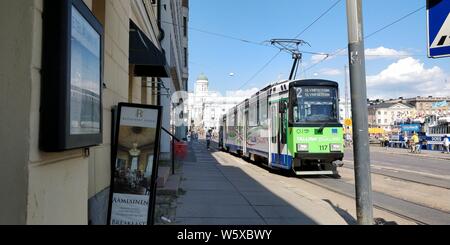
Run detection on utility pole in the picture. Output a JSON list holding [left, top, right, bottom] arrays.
[[346, 0, 373, 225]]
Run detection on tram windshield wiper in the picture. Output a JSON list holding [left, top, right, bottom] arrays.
[[318, 123, 329, 134]]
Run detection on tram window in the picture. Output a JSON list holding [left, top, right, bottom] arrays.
[[292, 86, 338, 123], [272, 105, 277, 143], [249, 99, 257, 127], [257, 97, 260, 125], [259, 92, 268, 124]]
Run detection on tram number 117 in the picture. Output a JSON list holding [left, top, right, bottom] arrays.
[[319, 145, 328, 151]]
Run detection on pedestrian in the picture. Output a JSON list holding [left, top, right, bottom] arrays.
[[384, 135, 390, 149], [403, 133, 408, 149], [345, 133, 352, 148], [443, 135, 450, 154], [206, 130, 212, 150], [411, 132, 419, 153]]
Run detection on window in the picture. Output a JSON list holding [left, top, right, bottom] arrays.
[[378, 111, 381, 115], [292, 87, 338, 123], [378, 119, 381, 124], [385, 119, 388, 123], [184, 48, 188, 68], [272, 105, 277, 143], [183, 17, 187, 37], [249, 98, 257, 127], [259, 92, 268, 124]]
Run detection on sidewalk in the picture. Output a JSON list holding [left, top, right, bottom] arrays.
[[370, 146, 450, 161], [173, 140, 348, 225]]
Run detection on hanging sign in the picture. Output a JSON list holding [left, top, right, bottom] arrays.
[[427, 0, 450, 58], [107, 103, 162, 225]]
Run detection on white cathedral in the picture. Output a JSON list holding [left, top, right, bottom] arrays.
[[187, 73, 245, 133]]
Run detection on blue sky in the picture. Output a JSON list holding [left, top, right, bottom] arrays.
[[188, 0, 450, 99]]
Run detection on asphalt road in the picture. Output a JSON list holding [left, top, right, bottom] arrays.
[[305, 177, 450, 225], [343, 148, 450, 189]]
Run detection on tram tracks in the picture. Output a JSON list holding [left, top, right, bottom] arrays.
[[341, 164, 450, 190], [302, 176, 450, 225]]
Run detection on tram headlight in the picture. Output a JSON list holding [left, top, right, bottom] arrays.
[[330, 144, 342, 152], [297, 144, 309, 152]]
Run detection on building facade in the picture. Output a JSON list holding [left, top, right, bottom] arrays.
[[187, 74, 244, 133], [0, 0, 187, 225], [385, 96, 450, 118], [368, 103, 416, 131], [159, 0, 189, 157]]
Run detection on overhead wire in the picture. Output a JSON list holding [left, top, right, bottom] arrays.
[[238, 0, 344, 90], [159, 20, 272, 48], [174, 2, 424, 89], [294, 0, 343, 38], [303, 5, 426, 74]]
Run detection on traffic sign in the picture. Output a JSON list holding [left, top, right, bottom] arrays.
[[427, 0, 450, 58], [344, 118, 352, 127]]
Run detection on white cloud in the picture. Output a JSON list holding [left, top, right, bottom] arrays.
[[318, 68, 343, 76], [225, 87, 259, 99], [367, 57, 450, 99], [365, 46, 409, 60], [311, 54, 329, 64]]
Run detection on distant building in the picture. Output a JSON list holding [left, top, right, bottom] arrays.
[[385, 96, 450, 118], [368, 103, 416, 131], [339, 99, 352, 124], [187, 74, 244, 133], [160, 0, 190, 149]]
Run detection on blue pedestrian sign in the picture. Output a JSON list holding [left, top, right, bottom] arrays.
[[427, 0, 450, 58]]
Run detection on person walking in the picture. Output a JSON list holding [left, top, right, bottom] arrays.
[[345, 133, 352, 148], [443, 135, 450, 154], [206, 130, 212, 150], [384, 135, 390, 149], [411, 132, 419, 153], [403, 133, 408, 149]]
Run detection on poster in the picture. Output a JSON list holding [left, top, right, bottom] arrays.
[[109, 104, 162, 225]]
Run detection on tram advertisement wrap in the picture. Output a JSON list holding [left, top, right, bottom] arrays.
[[108, 103, 162, 225]]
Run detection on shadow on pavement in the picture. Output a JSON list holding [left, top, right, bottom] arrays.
[[322, 199, 357, 225], [172, 141, 345, 225]]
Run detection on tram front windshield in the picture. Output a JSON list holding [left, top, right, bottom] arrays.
[[292, 86, 338, 123]]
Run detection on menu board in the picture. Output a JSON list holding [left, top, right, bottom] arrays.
[[108, 104, 162, 225]]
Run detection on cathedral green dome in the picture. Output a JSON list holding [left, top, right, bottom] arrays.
[[197, 73, 208, 81]]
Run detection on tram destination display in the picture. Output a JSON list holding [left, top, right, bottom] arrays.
[[107, 103, 162, 225]]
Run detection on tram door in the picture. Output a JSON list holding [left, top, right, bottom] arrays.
[[269, 102, 279, 166], [278, 100, 288, 167]]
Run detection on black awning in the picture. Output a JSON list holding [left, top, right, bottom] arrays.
[[129, 20, 170, 78]]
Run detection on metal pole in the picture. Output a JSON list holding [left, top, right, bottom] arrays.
[[346, 0, 373, 225], [289, 57, 299, 80]]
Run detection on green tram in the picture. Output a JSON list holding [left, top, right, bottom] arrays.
[[219, 79, 344, 177]]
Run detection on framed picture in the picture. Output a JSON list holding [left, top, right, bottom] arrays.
[[107, 103, 163, 225], [40, 0, 103, 151]]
